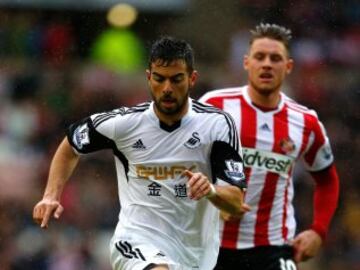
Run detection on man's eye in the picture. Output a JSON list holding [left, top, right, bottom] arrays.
[[271, 55, 282, 62], [154, 76, 165, 82], [254, 54, 264, 60], [171, 75, 185, 84], [171, 77, 183, 84]]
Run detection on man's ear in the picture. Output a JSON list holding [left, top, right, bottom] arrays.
[[286, 58, 294, 74], [189, 70, 199, 88], [146, 69, 151, 80], [243, 55, 249, 71]]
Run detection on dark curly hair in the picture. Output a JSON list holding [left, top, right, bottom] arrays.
[[148, 36, 194, 73]]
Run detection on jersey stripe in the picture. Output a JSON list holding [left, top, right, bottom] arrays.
[[193, 101, 239, 150], [205, 97, 243, 248], [93, 103, 150, 128], [218, 98, 239, 249], [93, 111, 122, 127], [221, 95, 257, 248], [239, 97, 257, 247], [223, 99, 241, 134], [218, 98, 240, 248], [280, 106, 304, 242], [193, 101, 239, 151], [115, 240, 146, 261], [281, 167, 292, 241], [303, 116, 325, 167], [299, 113, 312, 157], [126, 103, 150, 114], [254, 107, 288, 246]]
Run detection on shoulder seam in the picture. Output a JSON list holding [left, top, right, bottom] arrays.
[[200, 87, 244, 101], [93, 102, 150, 128]]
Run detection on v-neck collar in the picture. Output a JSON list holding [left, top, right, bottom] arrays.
[[243, 86, 285, 114], [147, 98, 193, 132]]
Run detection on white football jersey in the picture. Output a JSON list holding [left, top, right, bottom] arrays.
[[200, 86, 334, 249], [67, 98, 244, 269]]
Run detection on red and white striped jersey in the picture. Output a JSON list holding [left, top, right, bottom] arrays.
[[199, 86, 334, 249]]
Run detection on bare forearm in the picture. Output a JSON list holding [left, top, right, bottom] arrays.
[[184, 170, 246, 216], [33, 137, 80, 228], [209, 185, 244, 216], [43, 137, 80, 200]]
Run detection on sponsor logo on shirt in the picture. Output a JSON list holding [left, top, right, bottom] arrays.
[[243, 148, 294, 175], [260, 123, 271, 132], [136, 165, 196, 181], [132, 139, 146, 150], [73, 123, 90, 149]]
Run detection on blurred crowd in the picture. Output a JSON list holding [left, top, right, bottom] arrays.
[[0, 2, 359, 270]]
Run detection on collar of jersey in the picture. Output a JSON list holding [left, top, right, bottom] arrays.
[[244, 85, 285, 114], [147, 98, 193, 132]]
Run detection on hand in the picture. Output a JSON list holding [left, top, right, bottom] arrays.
[[220, 203, 251, 221], [33, 198, 64, 229], [291, 229, 322, 263], [183, 170, 212, 200]]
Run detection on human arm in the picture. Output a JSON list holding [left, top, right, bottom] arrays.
[[184, 170, 248, 217], [292, 113, 339, 262], [193, 106, 248, 216], [197, 95, 251, 218], [32, 109, 125, 229], [33, 137, 80, 228], [183, 129, 248, 216], [292, 164, 339, 262]]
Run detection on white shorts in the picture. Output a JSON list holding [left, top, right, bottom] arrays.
[[109, 237, 192, 270]]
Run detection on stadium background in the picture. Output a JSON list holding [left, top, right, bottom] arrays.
[[0, 0, 359, 269]]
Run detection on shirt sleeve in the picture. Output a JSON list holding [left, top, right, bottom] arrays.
[[209, 112, 246, 190], [302, 116, 334, 172], [66, 111, 118, 154], [198, 96, 221, 109], [310, 164, 340, 240]]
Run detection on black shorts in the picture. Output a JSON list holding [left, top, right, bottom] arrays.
[[214, 245, 297, 270]]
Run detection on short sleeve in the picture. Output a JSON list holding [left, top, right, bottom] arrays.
[[209, 112, 246, 190], [302, 118, 334, 172], [213, 111, 240, 153], [66, 111, 117, 154]]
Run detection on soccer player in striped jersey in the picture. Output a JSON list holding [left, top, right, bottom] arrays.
[[33, 37, 247, 270], [199, 23, 340, 270]]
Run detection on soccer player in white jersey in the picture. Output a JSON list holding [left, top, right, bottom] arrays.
[[199, 24, 340, 270], [33, 37, 247, 270]]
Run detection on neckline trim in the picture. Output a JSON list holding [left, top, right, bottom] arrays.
[[159, 120, 182, 132], [147, 98, 192, 132], [244, 86, 285, 114], [251, 102, 279, 112]]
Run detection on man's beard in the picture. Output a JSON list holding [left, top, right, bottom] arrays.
[[153, 92, 189, 115]]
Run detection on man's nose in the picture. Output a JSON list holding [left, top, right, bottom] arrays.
[[163, 80, 173, 92], [262, 56, 272, 68]]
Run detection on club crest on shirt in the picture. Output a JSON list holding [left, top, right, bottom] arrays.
[[184, 132, 201, 149], [224, 159, 245, 181], [73, 123, 90, 149], [279, 137, 296, 154]]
